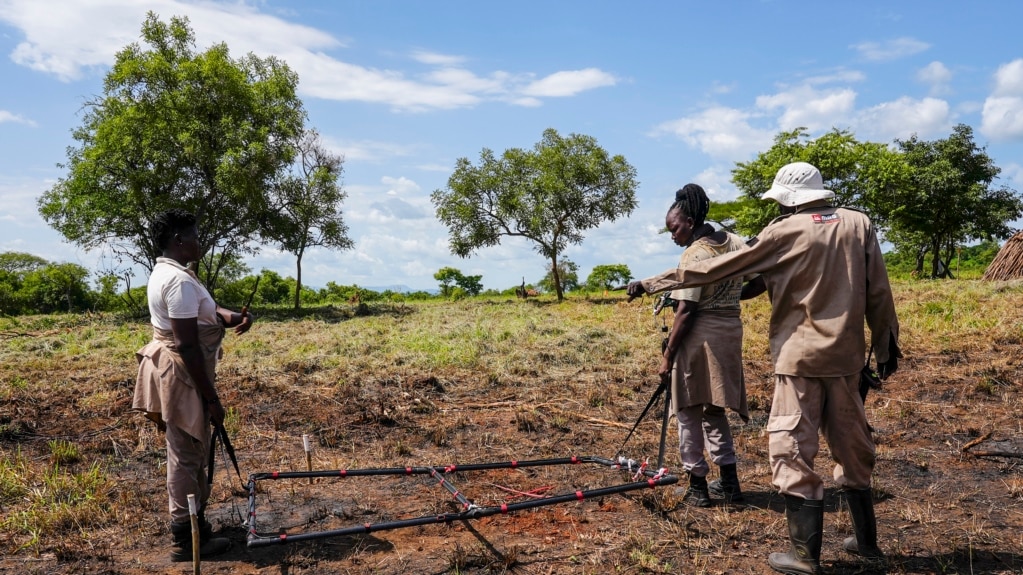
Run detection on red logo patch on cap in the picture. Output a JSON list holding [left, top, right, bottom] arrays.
[[811, 213, 840, 224]]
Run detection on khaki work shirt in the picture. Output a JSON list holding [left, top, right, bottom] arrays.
[[642, 204, 899, 377]]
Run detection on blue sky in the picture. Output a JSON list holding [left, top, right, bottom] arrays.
[[1, 1, 1022, 292]]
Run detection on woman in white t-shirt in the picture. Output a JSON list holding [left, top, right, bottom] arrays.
[[132, 209, 253, 561]]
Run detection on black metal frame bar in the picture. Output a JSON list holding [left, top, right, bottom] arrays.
[[245, 455, 678, 547]]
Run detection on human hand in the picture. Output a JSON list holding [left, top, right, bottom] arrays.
[[234, 311, 253, 335], [207, 398, 226, 426], [658, 355, 672, 378], [878, 356, 897, 380], [626, 281, 646, 300]]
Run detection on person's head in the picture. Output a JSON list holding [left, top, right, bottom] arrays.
[[761, 162, 835, 210], [152, 209, 200, 261], [666, 183, 710, 248]]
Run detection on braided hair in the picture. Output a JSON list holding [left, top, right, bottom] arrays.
[[152, 209, 197, 251], [669, 183, 710, 226]]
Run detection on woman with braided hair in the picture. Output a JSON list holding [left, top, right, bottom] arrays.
[[656, 183, 760, 507]]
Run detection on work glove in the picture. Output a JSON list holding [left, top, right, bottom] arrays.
[[877, 337, 902, 380]]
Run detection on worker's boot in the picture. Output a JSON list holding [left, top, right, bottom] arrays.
[[708, 463, 745, 503], [677, 472, 712, 508], [768, 496, 823, 575], [843, 488, 886, 564], [170, 519, 231, 562]]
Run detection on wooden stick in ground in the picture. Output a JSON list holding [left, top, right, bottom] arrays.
[[187, 493, 200, 575], [303, 434, 313, 483]]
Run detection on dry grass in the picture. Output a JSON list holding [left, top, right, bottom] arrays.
[[1, 281, 1022, 573]]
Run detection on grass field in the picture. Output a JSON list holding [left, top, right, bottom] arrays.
[[1, 279, 1022, 574]]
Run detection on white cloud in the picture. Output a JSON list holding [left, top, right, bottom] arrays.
[[651, 106, 774, 161], [916, 61, 952, 94], [804, 70, 866, 85], [756, 85, 857, 132], [981, 59, 1023, 141], [691, 167, 741, 202], [1002, 162, 1023, 187], [991, 59, 1023, 96], [856, 96, 952, 141], [0, 0, 615, 111], [0, 110, 36, 125], [321, 135, 416, 163], [851, 37, 929, 61], [520, 68, 617, 97], [411, 51, 466, 66]]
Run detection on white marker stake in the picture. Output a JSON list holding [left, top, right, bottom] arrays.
[[187, 493, 200, 574], [303, 434, 313, 483]]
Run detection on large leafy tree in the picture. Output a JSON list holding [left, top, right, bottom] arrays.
[[432, 128, 638, 301], [585, 263, 632, 291], [729, 128, 905, 236], [265, 130, 352, 309], [433, 266, 483, 297], [885, 124, 1023, 278], [37, 12, 306, 288]]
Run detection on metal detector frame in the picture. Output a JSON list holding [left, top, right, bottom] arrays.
[[245, 455, 678, 548]]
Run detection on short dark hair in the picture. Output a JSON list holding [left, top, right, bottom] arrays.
[[668, 183, 709, 226], [152, 209, 197, 251]]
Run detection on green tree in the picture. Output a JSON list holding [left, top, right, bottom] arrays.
[[456, 273, 483, 296], [730, 128, 905, 236], [37, 12, 305, 289], [0, 252, 52, 314], [539, 259, 579, 294], [886, 124, 1023, 278], [21, 263, 92, 313], [432, 128, 638, 301], [433, 267, 483, 297], [585, 263, 632, 291], [434, 267, 461, 297], [0, 252, 48, 274], [266, 129, 353, 309]]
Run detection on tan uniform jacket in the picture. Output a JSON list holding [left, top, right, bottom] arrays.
[[133, 325, 225, 440], [642, 205, 899, 377], [669, 233, 749, 419]]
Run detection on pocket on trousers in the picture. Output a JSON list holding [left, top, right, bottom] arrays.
[[766, 413, 802, 433]]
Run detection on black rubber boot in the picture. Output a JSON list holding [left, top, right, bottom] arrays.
[[768, 496, 823, 575], [843, 488, 885, 564], [676, 473, 712, 507], [708, 463, 745, 503], [170, 519, 231, 562]]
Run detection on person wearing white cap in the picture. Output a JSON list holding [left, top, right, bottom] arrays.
[[628, 161, 900, 574]]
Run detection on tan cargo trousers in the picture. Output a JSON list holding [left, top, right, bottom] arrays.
[[166, 422, 211, 523], [767, 373, 875, 500]]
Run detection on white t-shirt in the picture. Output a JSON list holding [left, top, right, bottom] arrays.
[[147, 258, 219, 330]]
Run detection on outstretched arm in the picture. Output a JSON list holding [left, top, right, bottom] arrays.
[[216, 306, 254, 335]]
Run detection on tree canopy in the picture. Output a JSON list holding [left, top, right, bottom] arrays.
[[728, 128, 904, 236], [728, 125, 1021, 279], [585, 263, 632, 291], [431, 128, 638, 301], [886, 124, 1023, 278], [37, 12, 306, 288], [265, 129, 352, 309], [433, 267, 483, 297]]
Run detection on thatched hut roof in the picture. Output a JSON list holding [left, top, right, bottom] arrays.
[[983, 231, 1023, 280]]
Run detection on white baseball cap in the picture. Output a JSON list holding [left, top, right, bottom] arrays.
[[761, 162, 835, 207]]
